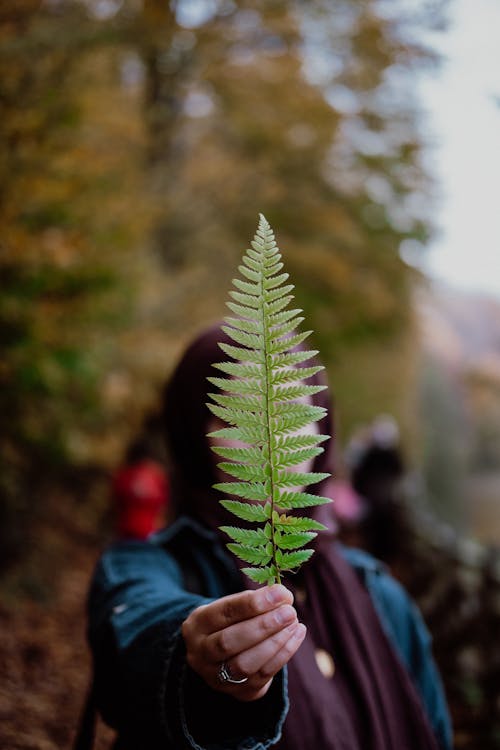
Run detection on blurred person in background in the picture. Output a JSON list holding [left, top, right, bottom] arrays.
[[80, 327, 451, 750], [112, 436, 170, 540], [335, 416, 413, 566]]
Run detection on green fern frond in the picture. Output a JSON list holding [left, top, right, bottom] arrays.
[[207, 214, 332, 584], [227, 543, 272, 565], [220, 526, 270, 546], [242, 566, 276, 585], [274, 515, 327, 532], [220, 500, 268, 522], [277, 549, 314, 571], [276, 531, 317, 549]]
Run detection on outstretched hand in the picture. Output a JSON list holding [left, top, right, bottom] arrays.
[[182, 584, 306, 701]]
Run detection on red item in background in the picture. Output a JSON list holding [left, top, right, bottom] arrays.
[[112, 460, 169, 539]]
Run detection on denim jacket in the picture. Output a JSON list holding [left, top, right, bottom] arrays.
[[87, 516, 452, 750]]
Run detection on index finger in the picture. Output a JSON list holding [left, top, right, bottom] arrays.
[[194, 585, 293, 634]]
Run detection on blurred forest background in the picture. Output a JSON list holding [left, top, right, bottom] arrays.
[[1, 0, 500, 748]]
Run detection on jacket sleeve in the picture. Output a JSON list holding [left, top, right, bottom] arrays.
[[364, 566, 453, 750], [87, 540, 288, 750]]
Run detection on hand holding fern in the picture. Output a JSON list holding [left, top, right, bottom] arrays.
[[182, 585, 306, 701]]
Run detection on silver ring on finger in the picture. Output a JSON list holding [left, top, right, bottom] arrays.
[[217, 661, 249, 685]]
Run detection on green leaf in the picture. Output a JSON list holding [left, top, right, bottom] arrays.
[[229, 290, 261, 309], [263, 272, 289, 290], [246, 247, 263, 264], [220, 500, 268, 522], [278, 549, 314, 571], [268, 317, 304, 341], [264, 284, 295, 304], [232, 278, 261, 296], [226, 301, 261, 320], [275, 471, 330, 488], [264, 261, 284, 276], [272, 384, 327, 402], [221, 326, 263, 350], [275, 433, 330, 451], [276, 446, 323, 468], [210, 445, 263, 462], [265, 295, 294, 315], [207, 403, 264, 428], [209, 393, 263, 411], [263, 251, 281, 266], [272, 351, 320, 368], [207, 376, 263, 395], [221, 526, 269, 545], [242, 255, 262, 273], [218, 462, 268, 483], [213, 361, 263, 379], [271, 365, 324, 385], [208, 425, 266, 444], [272, 402, 326, 422], [242, 566, 275, 584], [269, 331, 312, 355], [272, 411, 324, 436], [224, 316, 263, 335], [268, 308, 303, 327], [276, 531, 317, 549], [276, 491, 332, 509], [239, 265, 260, 283], [227, 543, 272, 565], [214, 481, 269, 501], [218, 343, 263, 364], [265, 262, 284, 278], [275, 515, 328, 532]]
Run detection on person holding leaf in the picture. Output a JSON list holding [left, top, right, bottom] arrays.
[[82, 219, 451, 750]]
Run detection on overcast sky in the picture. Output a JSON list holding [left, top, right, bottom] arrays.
[[418, 0, 500, 299]]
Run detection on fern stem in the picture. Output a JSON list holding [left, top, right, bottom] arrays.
[[260, 225, 280, 585]]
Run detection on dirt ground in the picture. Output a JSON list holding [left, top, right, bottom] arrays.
[[0, 533, 115, 750]]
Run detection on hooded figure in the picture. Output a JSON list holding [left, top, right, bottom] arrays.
[[83, 325, 452, 750], [162, 325, 448, 750]]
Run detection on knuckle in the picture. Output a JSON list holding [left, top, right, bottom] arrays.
[[245, 591, 260, 615], [222, 591, 260, 624], [259, 614, 274, 636], [215, 630, 230, 659], [231, 656, 246, 678], [257, 665, 272, 681], [222, 600, 236, 622]]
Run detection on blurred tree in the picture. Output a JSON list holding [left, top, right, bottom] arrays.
[[419, 356, 470, 527], [1, 0, 446, 572], [465, 367, 500, 472], [128, 0, 444, 440], [0, 0, 149, 569]]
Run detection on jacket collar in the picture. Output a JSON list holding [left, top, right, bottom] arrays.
[[149, 515, 219, 546]]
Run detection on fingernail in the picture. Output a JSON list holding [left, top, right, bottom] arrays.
[[266, 585, 288, 605], [275, 605, 295, 625]]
